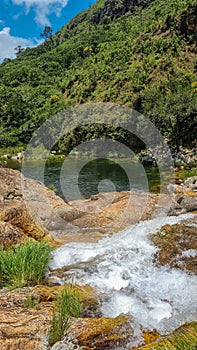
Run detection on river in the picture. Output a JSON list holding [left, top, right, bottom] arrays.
[[49, 213, 197, 347], [6, 156, 197, 348], [7, 157, 172, 200]]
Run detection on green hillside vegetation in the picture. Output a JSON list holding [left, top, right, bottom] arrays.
[[0, 0, 196, 154]]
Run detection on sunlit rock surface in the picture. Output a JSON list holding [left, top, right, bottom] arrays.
[[131, 322, 197, 349], [150, 216, 197, 274]]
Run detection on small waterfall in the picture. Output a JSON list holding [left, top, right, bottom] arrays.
[[49, 213, 197, 335]]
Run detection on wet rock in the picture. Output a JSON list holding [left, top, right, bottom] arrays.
[[139, 153, 155, 166], [54, 231, 104, 246], [142, 330, 161, 346], [69, 314, 133, 349], [150, 216, 197, 274], [132, 322, 197, 349]]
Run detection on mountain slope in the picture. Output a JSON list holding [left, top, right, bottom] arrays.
[[0, 0, 196, 152]]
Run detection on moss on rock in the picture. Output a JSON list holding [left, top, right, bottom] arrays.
[[150, 217, 197, 274]]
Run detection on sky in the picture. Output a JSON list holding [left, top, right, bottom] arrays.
[[0, 0, 96, 62]]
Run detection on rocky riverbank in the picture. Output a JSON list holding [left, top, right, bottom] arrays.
[[0, 164, 196, 349]]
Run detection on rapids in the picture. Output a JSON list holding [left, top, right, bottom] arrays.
[[49, 213, 197, 337]]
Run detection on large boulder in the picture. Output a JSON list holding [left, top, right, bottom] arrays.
[[0, 166, 196, 244], [0, 166, 174, 241]]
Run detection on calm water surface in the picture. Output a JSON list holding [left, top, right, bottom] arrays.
[[7, 157, 171, 200]]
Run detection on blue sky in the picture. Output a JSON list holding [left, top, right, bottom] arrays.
[[0, 0, 96, 62]]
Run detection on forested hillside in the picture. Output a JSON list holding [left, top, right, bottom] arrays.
[[0, 0, 196, 153]]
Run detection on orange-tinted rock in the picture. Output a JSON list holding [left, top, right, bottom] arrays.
[[131, 322, 197, 349], [69, 315, 133, 349], [57, 191, 172, 235], [150, 216, 197, 274], [0, 288, 51, 350], [142, 330, 161, 345], [35, 284, 99, 318], [0, 204, 47, 240], [0, 166, 174, 241], [0, 221, 27, 248]]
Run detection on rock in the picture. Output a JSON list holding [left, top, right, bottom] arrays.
[[0, 288, 51, 350], [131, 322, 197, 349], [142, 330, 161, 346], [0, 221, 27, 248], [54, 191, 171, 236], [51, 340, 82, 350], [140, 153, 155, 166], [0, 166, 67, 241], [167, 176, 197, 215], [90, 0, 152, 25], [69, 314, 133, 349], [2, 166, 197, 245], [172, 147, 197, 167], [34, 284, 99, 317], [53, 231, 104, 246], [184, 176, 197, 191], [0, 166, 174, 240], [177, 194, 197, 211], [150, 216, 197, 274], [0, 204, 48, 240]]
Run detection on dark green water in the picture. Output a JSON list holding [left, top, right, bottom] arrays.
[[7, 157, 170, 201]]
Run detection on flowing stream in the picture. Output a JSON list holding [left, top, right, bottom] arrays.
[[49, 213, 197, 342]]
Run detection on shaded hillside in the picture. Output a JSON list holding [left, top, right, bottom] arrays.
[[0, 0, 196, 152]]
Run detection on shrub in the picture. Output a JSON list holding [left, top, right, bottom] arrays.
[[0, 240, 53, 288], [49, 284, 81, 346]]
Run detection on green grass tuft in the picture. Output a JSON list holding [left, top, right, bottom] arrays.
[[48, 284, 81, 346], [0, 240, 53, 288]]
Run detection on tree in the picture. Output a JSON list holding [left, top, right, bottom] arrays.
[[40, 26, 53, 40], [14, 45, 25, 57]]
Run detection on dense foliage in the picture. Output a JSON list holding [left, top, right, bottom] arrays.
[[0, 0, 196, 153]]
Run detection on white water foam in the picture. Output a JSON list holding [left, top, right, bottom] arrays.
[[50, 214, 197, 335]]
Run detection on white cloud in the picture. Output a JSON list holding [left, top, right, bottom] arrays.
[[0, 27, 36, 62], [12, 0, 69, 26]]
